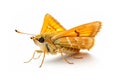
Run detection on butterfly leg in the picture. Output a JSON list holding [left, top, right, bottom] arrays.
[[39, 51, 46, 68], [24, 50, 42, 63], [60, 52, 73, 64], [33, 50, 42, 60]]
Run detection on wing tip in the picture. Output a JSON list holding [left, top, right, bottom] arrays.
[[92, 21, 102, 37], [94, 21, 102, 26]]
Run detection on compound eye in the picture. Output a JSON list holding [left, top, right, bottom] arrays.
[[38, 37, 44, 43]]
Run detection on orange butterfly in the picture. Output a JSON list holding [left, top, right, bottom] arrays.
[[15, 13, 101, 67]]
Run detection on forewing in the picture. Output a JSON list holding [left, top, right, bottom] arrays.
[[40, 14, 66, 34], [54, 37, 94, 50], [52, 21, 101, 41]]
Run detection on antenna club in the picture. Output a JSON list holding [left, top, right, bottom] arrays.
[[30, 37, 33, 39], [15, 29, 21, 33], [15, 29, 18, 32]]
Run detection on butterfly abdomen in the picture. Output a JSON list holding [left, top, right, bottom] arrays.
[[61, 47, 80, 55]]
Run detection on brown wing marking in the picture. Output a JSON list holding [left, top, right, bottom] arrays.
[[52, 21, 101, 41]]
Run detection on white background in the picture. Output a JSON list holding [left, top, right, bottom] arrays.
[[1, 0, 120, 80]]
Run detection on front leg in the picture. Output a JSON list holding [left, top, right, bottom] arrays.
[[24, 50, 43, 63]]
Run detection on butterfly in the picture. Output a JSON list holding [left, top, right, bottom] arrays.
[[15, 13, 101, 67]]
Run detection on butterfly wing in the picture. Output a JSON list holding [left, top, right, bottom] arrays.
[[54, 37, 94, 50], [52, 21, 101, 41], [40, 14, 66, 34], [52, 21, 101, 50]]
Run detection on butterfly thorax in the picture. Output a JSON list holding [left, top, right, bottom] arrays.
[[32, 33, 58, 54]]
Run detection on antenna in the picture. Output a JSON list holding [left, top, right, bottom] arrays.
[[15, 29, 35, 36]]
